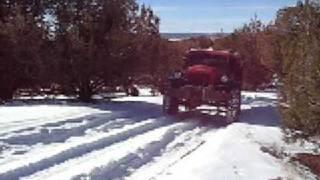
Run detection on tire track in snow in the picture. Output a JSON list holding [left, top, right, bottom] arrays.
[[0, 114, 132, 160], [1, 103, 162, 147], [0, 113, 137, 146], [128, 127, 210, 180], [25, 121, 203, 180], [0, 113, 108, 145], [0, 107, 106, 136], [72, 123, 202, 180], [0, 117, 174, 180], [152, 140, 206, 178]]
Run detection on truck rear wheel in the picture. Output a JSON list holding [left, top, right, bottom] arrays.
[[163, 95, 179, 115], [226, 89, 241, 123]]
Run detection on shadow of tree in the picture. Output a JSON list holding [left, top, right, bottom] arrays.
[[240, 105, 281, 127]]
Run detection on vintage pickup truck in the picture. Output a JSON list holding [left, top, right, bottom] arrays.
[[163, 49, 242, 123]]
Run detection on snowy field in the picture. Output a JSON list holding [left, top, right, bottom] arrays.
[[0, 91, 318, 180]]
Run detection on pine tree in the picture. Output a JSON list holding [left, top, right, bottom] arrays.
[[0, 4, 46, 101], [275, 0, 320, 136], [51, 0, 161, 101], [213, 16, 273, 90]]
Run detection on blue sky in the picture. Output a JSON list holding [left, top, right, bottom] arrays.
[[137, 0, 297, 33]]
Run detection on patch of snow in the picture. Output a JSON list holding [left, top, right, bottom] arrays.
[[152, 124, 284, 180], [0, 105, 107, 135], [0, 91, 318, 179]]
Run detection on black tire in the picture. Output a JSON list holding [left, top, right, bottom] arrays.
[[163, 95, 179, 115], [226, 89, 241, 123]]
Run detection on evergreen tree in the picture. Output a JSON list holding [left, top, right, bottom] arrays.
[[0, 0, 162, 102], [0, 4, 46, 101], [213, 16, 273, 90], [50, 0, 161, 101], [275, 0, 320, 136]]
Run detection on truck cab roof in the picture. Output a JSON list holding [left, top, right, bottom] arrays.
[[185, 49, 241, 67]]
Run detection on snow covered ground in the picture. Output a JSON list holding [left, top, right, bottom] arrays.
[[0, 91, 318, 180]]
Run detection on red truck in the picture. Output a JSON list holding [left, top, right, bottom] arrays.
[[163, 49, 242, 123]]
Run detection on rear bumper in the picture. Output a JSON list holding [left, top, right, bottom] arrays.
[[169, 85, 232, 105]]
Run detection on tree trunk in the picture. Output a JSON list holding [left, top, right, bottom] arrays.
[[78, 82, 93, 102]]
